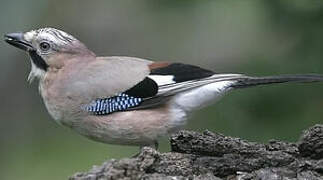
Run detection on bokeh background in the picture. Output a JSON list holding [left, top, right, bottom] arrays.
[[1, 0, 323, 179]]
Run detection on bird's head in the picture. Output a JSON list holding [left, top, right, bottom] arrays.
[[4, 27, 95, 82]]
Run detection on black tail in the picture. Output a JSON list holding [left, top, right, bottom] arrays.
[[231, 74, 323, 88]]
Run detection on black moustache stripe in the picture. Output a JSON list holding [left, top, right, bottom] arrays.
[[29, 50, 49, 71]]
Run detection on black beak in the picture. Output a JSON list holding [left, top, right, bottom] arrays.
[[4, 32, 34, 51]]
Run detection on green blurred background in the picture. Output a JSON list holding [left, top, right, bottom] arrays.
[[1, 0, 323, 179]]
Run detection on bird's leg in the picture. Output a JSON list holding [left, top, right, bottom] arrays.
[[139, 141, 159, 151], [132, 141, 159, 158], [153, 140, 159, 150], [131, 151, 141, 158]]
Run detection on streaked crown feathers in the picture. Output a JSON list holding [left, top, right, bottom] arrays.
[[24, 27, 78, 47]]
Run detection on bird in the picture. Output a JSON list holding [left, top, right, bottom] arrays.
[[4, 27, 323, 149]]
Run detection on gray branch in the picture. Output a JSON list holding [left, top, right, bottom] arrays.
[[70, 124, 323, 180]]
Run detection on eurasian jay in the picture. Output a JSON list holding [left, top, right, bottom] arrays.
[[4, 28, 323, 149]]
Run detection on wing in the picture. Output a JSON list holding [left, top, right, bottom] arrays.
[[85, 61, 243, 115]]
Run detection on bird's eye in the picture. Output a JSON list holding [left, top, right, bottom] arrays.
[[39, 42, 51, 51]]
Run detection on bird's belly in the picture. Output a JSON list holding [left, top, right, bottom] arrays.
[[74, 105, 186, 146]]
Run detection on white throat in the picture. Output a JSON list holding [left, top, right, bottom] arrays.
[[28, 58, 46, 83]]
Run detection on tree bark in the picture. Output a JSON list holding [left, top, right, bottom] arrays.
[[70, 124, 323, 180]]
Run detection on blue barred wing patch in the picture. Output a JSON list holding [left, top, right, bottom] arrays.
[[85, 93, 143, 115]]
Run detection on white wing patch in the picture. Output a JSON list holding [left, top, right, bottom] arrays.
[[149, 75, 175, 86]]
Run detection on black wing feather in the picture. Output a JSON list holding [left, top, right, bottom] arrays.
[[124, 77, 158, 98], [150, 63, 215, 83]]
